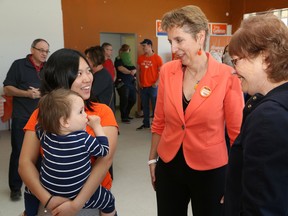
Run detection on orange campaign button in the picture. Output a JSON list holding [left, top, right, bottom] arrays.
[[200, 86, 212, 97]]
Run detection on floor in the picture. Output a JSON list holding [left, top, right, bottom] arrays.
[[0, 113, 193, 216]]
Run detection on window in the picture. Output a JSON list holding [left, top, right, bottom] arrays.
[[244, 8, 288, 26]]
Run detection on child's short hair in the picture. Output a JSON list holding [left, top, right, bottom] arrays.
[[120, 44, 130, 52], [37, 88, 82, 134]]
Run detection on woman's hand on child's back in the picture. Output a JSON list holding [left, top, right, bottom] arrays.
[[46, 196, 69, 212], [51, 200, 80, 216]]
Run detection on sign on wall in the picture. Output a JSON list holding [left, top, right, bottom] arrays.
[[209, 23, 228, 35], [156, 20, 167, 36]]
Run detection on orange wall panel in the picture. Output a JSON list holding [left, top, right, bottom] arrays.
[[61, 0, 288, 50], [230, 0, 288, 33], [244, 0, 288, 13], [61, 0, 231, 52]]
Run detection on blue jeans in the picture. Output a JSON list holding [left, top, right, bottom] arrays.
[[140, 86, 157, 127], [9, 117, 27, 192]]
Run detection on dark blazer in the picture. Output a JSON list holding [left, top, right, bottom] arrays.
[[224, 83, 288, 215]]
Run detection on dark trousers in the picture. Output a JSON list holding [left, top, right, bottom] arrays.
[[117, 84, 136, 120], [9, 117, 28, 192], [24, 190, 40, 216], [140, 86, 157, 127], [24, 156, 42, 216], [155, 148, 225, 216]]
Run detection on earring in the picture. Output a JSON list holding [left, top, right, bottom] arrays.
[[197, 48, 202, 56]]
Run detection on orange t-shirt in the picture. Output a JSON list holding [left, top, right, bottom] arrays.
[[137, 54, 163, 87], [24, 102, 118, 190]]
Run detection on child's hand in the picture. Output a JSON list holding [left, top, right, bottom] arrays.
[[131, 69, 136, 76], [87, 115, 101, 128], [87, 115, 105, 136]]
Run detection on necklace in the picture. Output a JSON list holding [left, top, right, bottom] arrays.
[[183, 80, 200, 105], [182, 66, 202, 90], [194, 80, 200, 90]]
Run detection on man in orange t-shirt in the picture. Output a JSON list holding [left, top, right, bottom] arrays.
[[137, 39, 163, 130]]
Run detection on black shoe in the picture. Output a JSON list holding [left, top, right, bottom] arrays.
[[121, 119, 131, 124], [136, 124, 150, 130], [10, 190, 21, 201], [128, 116, 134, 120]]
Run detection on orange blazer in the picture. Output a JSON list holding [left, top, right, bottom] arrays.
[[151, 53, 244, 171]]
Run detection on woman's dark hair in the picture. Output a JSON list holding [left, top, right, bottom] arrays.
[[40, 48, 94, 110], [84, 46, 105, 67]]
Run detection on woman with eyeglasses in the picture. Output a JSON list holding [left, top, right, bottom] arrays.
[[148, 5, 244, 216], [224, 13, 288, 215]]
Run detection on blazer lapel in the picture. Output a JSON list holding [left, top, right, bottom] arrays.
[[184, 54, 219, 120], [170, 63, 185, 123], [184, 77, 218, 120]]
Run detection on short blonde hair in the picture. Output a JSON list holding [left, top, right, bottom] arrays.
[[161, 5, 209, 48]]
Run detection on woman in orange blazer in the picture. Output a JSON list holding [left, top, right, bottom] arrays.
[[148, 5, 244, 216]]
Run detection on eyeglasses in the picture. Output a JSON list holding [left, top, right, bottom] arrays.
[[32, 46, 50, 54], [231, 58, 241, 67]]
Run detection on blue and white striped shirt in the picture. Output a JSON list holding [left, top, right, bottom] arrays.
[[37, 130, 109, 199]]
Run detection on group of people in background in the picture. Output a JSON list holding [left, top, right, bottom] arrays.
[[103, 39, 163, 130], [3, 4, 288, 216]]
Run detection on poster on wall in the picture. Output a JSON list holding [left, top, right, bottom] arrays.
[[209, 35, 231, 62], [209, 35, 231, 52], [209, 23, 228, 35], [156, 20, 167, 36]]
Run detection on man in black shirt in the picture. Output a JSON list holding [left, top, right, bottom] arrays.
[[3, 38, 49, 201]]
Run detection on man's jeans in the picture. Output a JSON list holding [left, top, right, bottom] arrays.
[[140, 86, 157, 127], [117, 84, 136, 120]]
